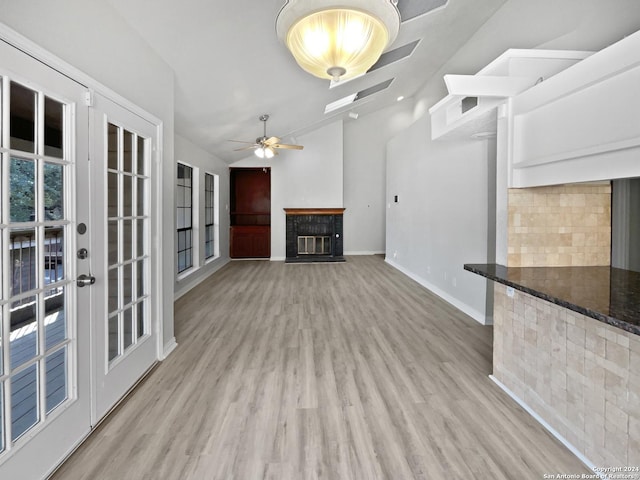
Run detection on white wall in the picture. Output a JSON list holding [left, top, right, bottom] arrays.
[[385, 0, 640, 324], [231, 120, 344, 260], [343, 102, 414, 255], [174, 135, 230, 298], [0, 0, 177, 350]]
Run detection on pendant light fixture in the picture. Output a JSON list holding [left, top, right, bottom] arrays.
[[276, 0, 401, 82]]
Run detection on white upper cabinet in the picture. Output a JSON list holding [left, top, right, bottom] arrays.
[[429, 49, 591, 140], [510, 30, 640, 187]]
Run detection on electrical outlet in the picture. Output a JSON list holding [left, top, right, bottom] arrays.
[[452, 277, 456, 287], [427, 266, 431, 274], [506, 286, 515, 297]]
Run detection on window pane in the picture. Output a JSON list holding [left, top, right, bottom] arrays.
[[10, 294, 38, 369], [108, 314, 118, 361], [108, 123, 118, 170], [123, 220, 132, 262], [10, 82, 36, 153], [10, 229, 37, 295], [123, 174, 133, 217], [137, 178, 145, 216], [123, 130, 133, 173], [10, 157, 36, 223], [136, 260, 144, 298], [136, 219, 145, 258], [44, 162, 63, 220], [11, 363, 39, 441], [46, 347, 67, 413], [178, 230, 185, 252], [123, 307, 133, 350], [45, 286, 66, 350], [108, 267, 118, 314], [44, 96, 63, 158], [137, 301, 145, 339], [108, 221, 118, 266], [137, 137, 146, 176], [44, 227, 64, 285], [123, 263, 132, 306], [108, 172, 118, 217]]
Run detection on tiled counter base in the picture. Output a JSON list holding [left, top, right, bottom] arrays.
[[493, 284, 639, 469]]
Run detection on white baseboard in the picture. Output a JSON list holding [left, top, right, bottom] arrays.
[[384, 258, 488, 325], [161, 337, 178, 360], [270, 256, 286, 261], [489, 375, 602, 478], [343, 250, 385, 256]]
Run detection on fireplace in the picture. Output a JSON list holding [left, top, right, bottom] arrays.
[[284, 208, 345, 263]]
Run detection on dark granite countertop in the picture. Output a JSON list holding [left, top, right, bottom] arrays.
[[464, 263, 640, 336]]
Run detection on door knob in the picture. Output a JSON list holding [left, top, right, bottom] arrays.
[[77, 274, 96, 287]]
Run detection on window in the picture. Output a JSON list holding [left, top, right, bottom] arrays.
[[176, 163, 193, 273], [204, 173, 218, 259]]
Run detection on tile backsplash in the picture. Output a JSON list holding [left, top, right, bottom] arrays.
[[508, 183, 611, 267]]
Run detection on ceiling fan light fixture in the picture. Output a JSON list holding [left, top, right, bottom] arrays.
[[264, 147, 275, 159], [276, 0, 400, 82], [255, 147, 266, 159]]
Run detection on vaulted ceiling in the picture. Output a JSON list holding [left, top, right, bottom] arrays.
[[106, 0, 507, 163]]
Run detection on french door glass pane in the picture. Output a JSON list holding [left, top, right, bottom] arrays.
[[123, 220, 132, 262], [45, 286, 66, 350], [123, 308, 133, 350], [108, 315, 118, 361], [107, 123, 118, 169], [10, 157, 36, 223], [9, 82, 36, 153], [10, 295, 37, 370], [45, 347, 67, 413], [44, 163, 63, 220], [108, 221, 118, 265], [123, 175, 132, 217], [10, 228, 37, 296], [123, 263, 132, 306], [108, 172, 118, 217], [11, 363, 39, 441], [137, 302, 145, 339], [44, 97, 64, 158], [44, 227, 64, 285], [108, 267, 118, 313], [123, 130, 133, 173]]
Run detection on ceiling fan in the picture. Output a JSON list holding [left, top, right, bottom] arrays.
[[229, 114, 304, 158]]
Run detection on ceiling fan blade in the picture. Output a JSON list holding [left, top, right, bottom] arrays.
[[273, 143, 304, 150], [227, 139, 256, 144], [264, 136, 280, 146], [233, 145, 259, 151]]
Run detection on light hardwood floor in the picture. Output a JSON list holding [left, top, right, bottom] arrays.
[[53, 256, 588, 479]]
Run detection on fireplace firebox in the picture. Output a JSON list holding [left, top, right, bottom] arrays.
[[284, 208, 345, 263]]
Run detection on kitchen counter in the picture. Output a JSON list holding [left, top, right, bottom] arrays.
[[464, 263, 640, 336]]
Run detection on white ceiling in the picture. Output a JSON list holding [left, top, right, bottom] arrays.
[[106, 0, 506, 163]]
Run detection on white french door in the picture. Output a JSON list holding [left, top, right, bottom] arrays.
[[0, 39, 91, 479], [89, 93, 158, 422], [0, 37, 160, 478]]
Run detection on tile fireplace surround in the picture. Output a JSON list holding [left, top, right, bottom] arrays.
[[284, 208, 345, 263]]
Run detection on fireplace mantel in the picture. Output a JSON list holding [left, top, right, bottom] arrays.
[[284, 208, 345, 216]]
